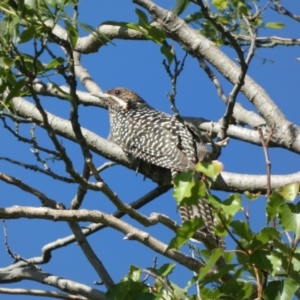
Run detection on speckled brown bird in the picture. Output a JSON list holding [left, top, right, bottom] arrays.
[[93, 87, 220, 245]]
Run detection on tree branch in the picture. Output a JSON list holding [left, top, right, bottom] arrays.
[[0, 268, 105, 300], [132, 0, 299, 148], [0, 207, 209, 275], [0, 287, 89, 300]]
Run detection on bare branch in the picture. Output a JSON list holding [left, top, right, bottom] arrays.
[[193, 0, 246, 67], [196, 57, 264, 128], [68, 163, 114, 289], [257, 124, 276, 198], [0, 157, 74, 183], [0, 268, 105, 300], [9, 96, 300, 192], [132, 0, 292, 134], [272, 0, 300, 22], [0, 287, 89, 299], [67, 222, 114, 289], [0, 116, 61, 158], [0, 207, 207, 274], [213, 171, 300, 194], [0, 172, 65, 209], [218, 16, 256, 140], [233, 35, 300, 48], [0, 186, 170, 273], [31, 80, 106, 107]]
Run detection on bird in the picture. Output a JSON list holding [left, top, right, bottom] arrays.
[[93, 87, 221, 247]]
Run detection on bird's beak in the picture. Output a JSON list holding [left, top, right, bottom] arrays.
[[91, 92, 127, 109]]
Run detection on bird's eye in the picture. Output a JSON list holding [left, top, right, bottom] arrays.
[[115, 90, 121, 95]]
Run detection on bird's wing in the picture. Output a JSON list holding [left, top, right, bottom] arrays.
[[127, 115, 195, 171]]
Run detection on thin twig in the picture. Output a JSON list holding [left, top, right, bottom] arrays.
[[257, 124, 276, 198], [197, 56, 229, 105], [162, 45, 188, 117], [0, 115, 61, 158], [0, 287, 89, 300], [0, 206, 208, 275], [0, 157, 74, 183], [96, 161, 117, 173], [67, 222, 115, 289], [272, 0, 300, 22], [193, 0, 246, 66], [257, 124, 276, 295], [0, 172, 65, 209], [2, 220, 41, 269], [1, 185, 171, 274], [218, 16, 256, 140]]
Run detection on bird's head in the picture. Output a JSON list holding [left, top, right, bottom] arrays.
[[92, 88, 148, 111]]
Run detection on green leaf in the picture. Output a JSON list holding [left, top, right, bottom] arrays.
[[173, 171, 194, 203], [146, 27, 165, 44], [174, 0, 190, 16], [5, 70, 17, 85], [65, 20, 78, 49], [237, 2, 249, 15], [264, 278, 299, 300], [266, 22, 286, 29], [5, 78, 27, 103], [135, 8, 150, 29], [168, 217, 204, 249], [244, 190, 261, 201], [18, 26, 35, 43], [2, 56, 13, 67], [200, 287, 222, 300], [46, 57, 65, 70], [103, 21, 144, 33], [266, 191, 285, 222], [18, 54, 44, 74], [221, 279, 252, 299], [151, 263, 175, 277], [292, 248, 300, 272], [8, 15, 20, 36], [224, 252, 234, 263], [103, 20, 164, 44], [278, 203, 300, 238], [201, 264, 237, 286], [207, 194, 242, 216], [127, 265, 142, 282], [125, 23, 144, 32], [273, 239, 292, 257], [106, 280, 148, 300], [279, 182, 299, 201], [230, 220, 252, 242], [198, 248, 223, 280], [0, 2, 17, 16], [160, 44, 174, 65], [79, 22, 112, 44], [249, 227, 280, 250], [250, 250, 281, 275], [195, 160, 223, 181], [212, 0, 228, 10], [173, 171, 206, 206], [169, 282, 188, 299], [185, 12, 202, 24], [136, 294, 155, 300]]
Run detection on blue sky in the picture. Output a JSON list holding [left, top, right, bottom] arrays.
[[1, 0, 300, 298]]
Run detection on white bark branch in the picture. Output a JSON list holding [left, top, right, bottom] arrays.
[[9, 96, 300, 192], [0, 268, 105, 300], [0, 207, 205, 274]]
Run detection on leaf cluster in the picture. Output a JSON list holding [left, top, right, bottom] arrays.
[[171, 163, 300, 299]]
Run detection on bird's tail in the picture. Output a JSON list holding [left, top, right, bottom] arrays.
[[179, 199, 225, 249]]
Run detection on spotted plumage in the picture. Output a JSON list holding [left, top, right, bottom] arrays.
[[96, 87, 220, 246]]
